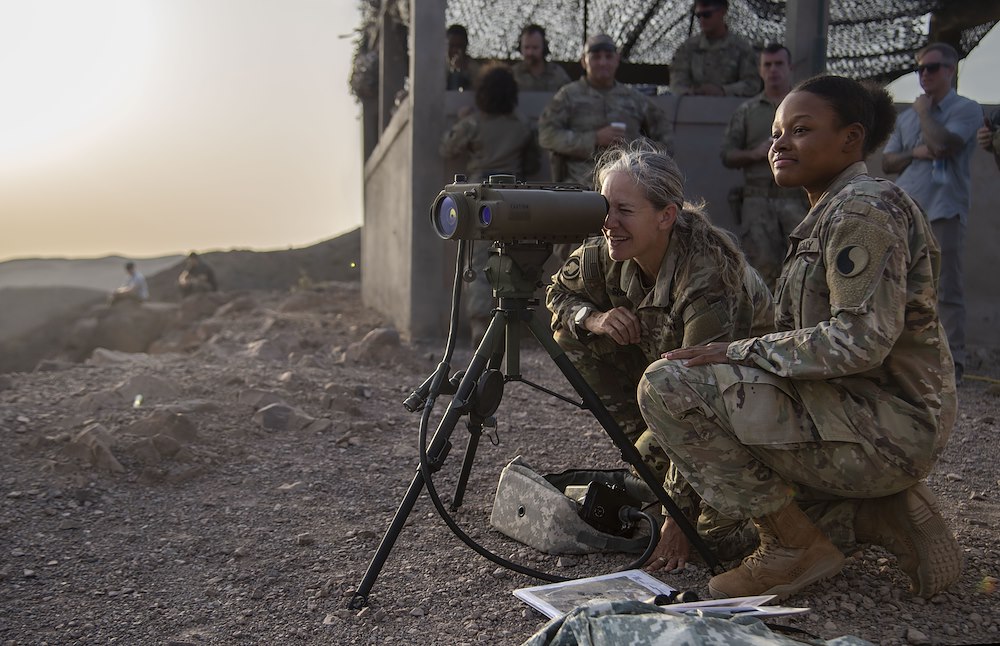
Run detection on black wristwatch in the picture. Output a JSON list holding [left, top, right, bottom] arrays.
[[573, 306, 593, 332]]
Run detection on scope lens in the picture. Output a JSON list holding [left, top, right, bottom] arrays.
[[479, 205, 492, 227], [435, 195, 459, 238]]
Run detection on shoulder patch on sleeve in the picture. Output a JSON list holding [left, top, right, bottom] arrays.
[[835, 245, 869, 277], [561, 256, 581, 280]]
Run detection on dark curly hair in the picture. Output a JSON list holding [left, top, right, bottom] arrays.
[[474, 63, 518, 115], [794, 75, 896, 157]]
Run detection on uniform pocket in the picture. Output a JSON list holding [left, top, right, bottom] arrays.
[[715, 367, 826, 446]]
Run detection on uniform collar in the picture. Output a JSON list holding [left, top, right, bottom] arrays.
[[789, 161, 868, 241], [619, 233, 679, 306]]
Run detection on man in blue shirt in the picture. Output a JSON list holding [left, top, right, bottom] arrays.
[[883, 42, 981, 384]]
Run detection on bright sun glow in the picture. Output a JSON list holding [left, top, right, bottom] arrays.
[[0, 1, 160, 172]]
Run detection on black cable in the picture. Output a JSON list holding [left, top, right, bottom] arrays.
[[618, 507, 661, 571]]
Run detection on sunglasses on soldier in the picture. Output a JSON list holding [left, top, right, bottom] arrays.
[[915, 62, 951, 75]]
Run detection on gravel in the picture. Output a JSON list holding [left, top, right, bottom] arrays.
[[1, 282, 998, 645]]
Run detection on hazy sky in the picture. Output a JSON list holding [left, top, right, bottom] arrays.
[[0, 3, 996, 262], [0, 0, 363, 261]]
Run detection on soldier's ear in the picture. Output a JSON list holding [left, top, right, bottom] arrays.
[[659, 203, 678, 230], [842, 122, 864, 153]]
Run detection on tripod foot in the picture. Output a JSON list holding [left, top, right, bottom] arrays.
[[347, 591, 367, 610]]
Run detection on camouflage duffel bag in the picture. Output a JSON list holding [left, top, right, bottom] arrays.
[[490, 456, 657, 555]]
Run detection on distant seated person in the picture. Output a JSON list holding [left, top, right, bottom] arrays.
[[110, 261, 149, 304], [178, 252, 218, 296], [446, 24, 480, 91], [511, 24, 571, 92], [669, 0, 761, 97]]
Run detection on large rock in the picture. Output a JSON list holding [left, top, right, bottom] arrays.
[[60, 423, 125, 473], [344, 327, 400, 364], [69, 301, 179, 358]]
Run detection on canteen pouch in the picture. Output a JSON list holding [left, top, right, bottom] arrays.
[[489, 456, 656, 555]]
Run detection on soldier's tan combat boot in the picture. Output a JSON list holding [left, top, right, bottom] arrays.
[[854, 482, 962, 598], [708, 502, 845, 600]]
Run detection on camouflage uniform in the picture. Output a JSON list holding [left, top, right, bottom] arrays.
[[511, 61, 572, 92], [440, 112, 541, 326], [670, 32, 761, 97], [538, 78, 673, 187], [722, 93, 809, 288], [637, 163, 957, 545], [547, 230, 773, 557]]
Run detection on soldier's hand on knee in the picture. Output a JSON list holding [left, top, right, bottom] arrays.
[[587, 307, 641, 345]]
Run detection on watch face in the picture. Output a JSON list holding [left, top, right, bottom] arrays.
[[575, 307, 590, 325]]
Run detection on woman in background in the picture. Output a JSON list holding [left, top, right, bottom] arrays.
[[440, 63, 540, 344]]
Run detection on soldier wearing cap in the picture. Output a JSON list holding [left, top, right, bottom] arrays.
[[538, 33, 673, 189], [670, 0, 761, 97]]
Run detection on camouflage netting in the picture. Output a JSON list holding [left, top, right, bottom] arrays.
[[350, 0, 997, 97]]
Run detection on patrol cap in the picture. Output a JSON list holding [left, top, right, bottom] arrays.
[[584, 33, 617, 55]]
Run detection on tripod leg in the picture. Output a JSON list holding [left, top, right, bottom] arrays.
[[451, 419, 483, 511], [452, 307, 510, 510], [349, 312, 508, 609], [525, 315, 721, 573]]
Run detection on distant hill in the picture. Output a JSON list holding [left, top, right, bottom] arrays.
[[0, 286, 106, 340], [0, 229, 361, 373], [0, 254, 184, 291]]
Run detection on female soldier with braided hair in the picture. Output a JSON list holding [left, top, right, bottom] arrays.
[[546, 138, 773, 562]]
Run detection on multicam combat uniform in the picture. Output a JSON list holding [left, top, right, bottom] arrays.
[[512, 61, 572, 92], [440, 112, 541, 331], [669, 32, 761, 97], [547, 229, 773, 556], [721, 93, 809, 287], [538, 78, 673, 187], [637, 163, 957, 539]]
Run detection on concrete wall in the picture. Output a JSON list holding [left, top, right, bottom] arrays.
[[364, 89, 1000, 347]]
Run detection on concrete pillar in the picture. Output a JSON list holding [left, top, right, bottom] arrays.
[[378, 8, 407, 133], [786, 0, 829, 84], [407, 0, 449, 339]]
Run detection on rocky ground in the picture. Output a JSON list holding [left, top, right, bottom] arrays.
[[1, 281, 999, 645]]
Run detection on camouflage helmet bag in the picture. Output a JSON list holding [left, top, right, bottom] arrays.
[[490, 456, 655, 555]]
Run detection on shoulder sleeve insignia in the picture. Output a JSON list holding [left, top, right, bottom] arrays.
[[835, 245, 869, 277], [561, 256, 581, 280]]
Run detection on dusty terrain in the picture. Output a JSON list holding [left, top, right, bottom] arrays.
[[1, 276, 999, 645]]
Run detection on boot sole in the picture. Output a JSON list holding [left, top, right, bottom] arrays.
[[708, 550, 846, 601], [898, 483, 963, 598]]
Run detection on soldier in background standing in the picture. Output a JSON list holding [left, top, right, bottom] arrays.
[[883, 42, 982, 385], [511, 24, 571, 92], [538, 33, 673, 261], [446, 24, 480, 91], [721, 44, 808, 288], [670, 0, 760, 97]]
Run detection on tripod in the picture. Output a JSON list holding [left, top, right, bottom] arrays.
[[349, 242, 719, 610]]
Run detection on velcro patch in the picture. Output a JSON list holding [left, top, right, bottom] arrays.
[[561, 257, 581, 280], [835, 245, 869, 277]]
